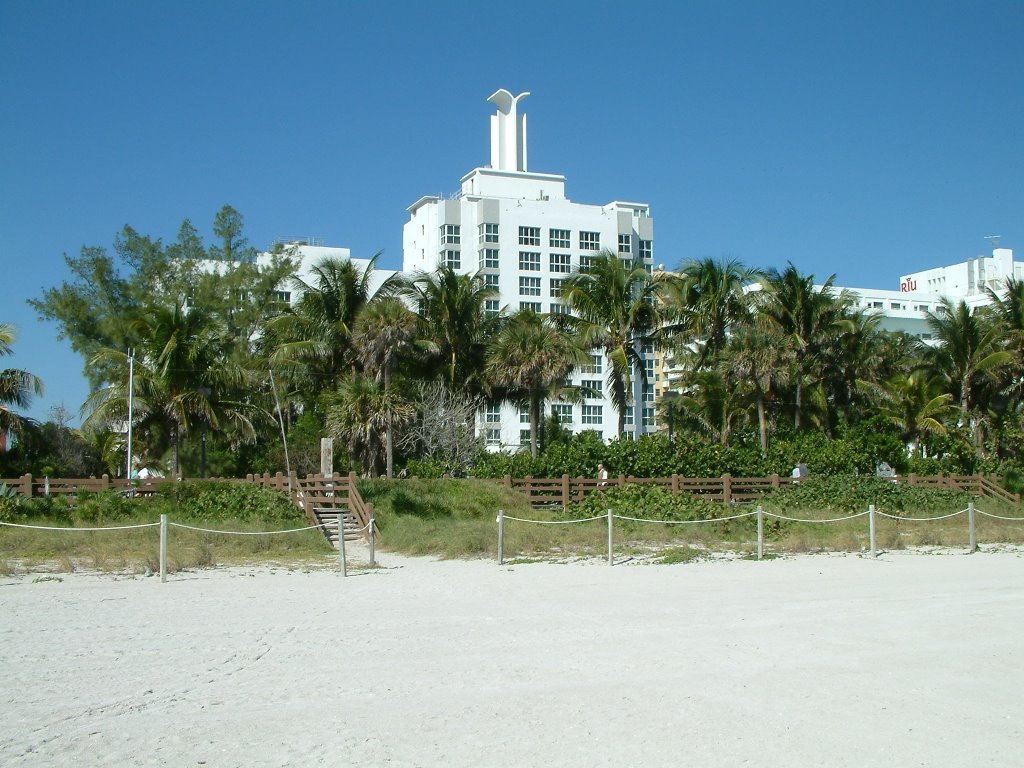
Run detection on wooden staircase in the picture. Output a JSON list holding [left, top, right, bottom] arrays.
[[293, 473, 377, 549]]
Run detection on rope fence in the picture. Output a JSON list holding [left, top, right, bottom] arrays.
[[0, 513, 371, 581], [495, 502, 1024, 565]]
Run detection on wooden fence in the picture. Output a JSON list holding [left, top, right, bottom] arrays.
[[3, 471, 1018, 512], [493, 472, 1021, 507], [0, 471, 377, 542]]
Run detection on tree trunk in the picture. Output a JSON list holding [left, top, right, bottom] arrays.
[[384, 364, 393, 479], [172, 424, 180, 479], [757, 392, 768, 455], [794, 379, 802, 432], [530, 389, 541, 458]]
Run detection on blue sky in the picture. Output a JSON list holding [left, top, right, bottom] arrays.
[[2, 0, 1022, 424]]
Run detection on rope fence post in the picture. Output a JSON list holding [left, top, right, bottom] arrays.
[[868, 504, 877, 558], [368, 516, 376, 567], [159, 514, 168, 583], [607, 507, 613, 566], [338, 515, 347, 577], [497, 509, 504, 565], [968, 501, 976, 553], [757, 505, 764, 560]]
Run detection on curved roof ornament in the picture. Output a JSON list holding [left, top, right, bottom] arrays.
[[487, 89, 530, 172]]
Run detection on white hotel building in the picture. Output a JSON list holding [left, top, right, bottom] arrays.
[[836, 246, 1018, 342], [403, 89, 657, 448]]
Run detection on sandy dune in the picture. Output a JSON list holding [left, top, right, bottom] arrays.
[[1, 548, 1022, 767]]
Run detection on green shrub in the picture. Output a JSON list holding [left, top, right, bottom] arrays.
[[760, 474, 972, 514], [574, 483, 722, 522], [154, 480, 304, 523]]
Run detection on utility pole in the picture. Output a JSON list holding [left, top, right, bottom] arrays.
[[126, 348, 135, 480]]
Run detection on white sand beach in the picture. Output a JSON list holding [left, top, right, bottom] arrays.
[[1, 548, 1022, 767]]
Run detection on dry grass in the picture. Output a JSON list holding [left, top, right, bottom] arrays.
[[0, 516, 332, 575]]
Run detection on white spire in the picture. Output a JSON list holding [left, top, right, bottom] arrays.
[[487, 89, 529, 172]]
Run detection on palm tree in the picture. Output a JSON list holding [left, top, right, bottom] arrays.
[[667, 257, 760, 370], [351, 298, 419, 477], [400, 266, 499, 396], [674, 369, 745, 446], [924, 298, 1011, 448], [820, 308, 887, 431], [268, 254, 392, 401], [84, 302, 260, 477], [486, 310, 589, 457], [878, 372, 956, 458], [0, 323, 44, 449], [720, 324, 793, 454], [324, 375, 414, 476], [563, 251, 676, 438], [760, 264, 854, 431]]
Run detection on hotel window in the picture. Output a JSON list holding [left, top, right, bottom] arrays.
[[580, 231, 600, 250], [550, 229, 571, 249], [485, 299, 500, 317], [550, 302, 570, 315], [519, 429, 532, 444], [583, 354, 603, 375], [440, 224, 461, 244], [484, 273, 499, 291], [579, 254, 596, 270], [581, 380, 603, 398], [582, 405, 603, 424], [479, 248, 500, 270], [520, 301, 542, 312], [519, 276, 541, 296], [618, 234, 632, 254], [519, 251, 541, 271], [551, 404, 572, 423], [441, 250, 460, 269], [915, 304, 930, 312], [891, 302, 903, 310], [519, 226, 541, 246], [486, 429, 501, 446], [643, 408, 655, 427], [550, 278, 566, 297], [639, 240, 652, 260], [485, 405, 501, 424], [624, 406, 634, 426], [519, 408, 531, 424], [550, 253, 571, 273], [273, 290, 292, 303], [871, 301, 883, 309], [479, 223, 499, 244]]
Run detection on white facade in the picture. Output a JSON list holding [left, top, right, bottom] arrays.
[[403, 90, 657, 449], [837, 246, 1018, 343], [260, 242, 397, 304]]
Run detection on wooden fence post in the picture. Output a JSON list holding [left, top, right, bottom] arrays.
[[771, 473, 780, 489], [21, 473, 32, 498], [562, 474, 570, 509], [671, 474, 679, 495], [967, 501, 976, 554], [101, 474, 110, 491], [504, 474, 512, 489], [617, 474, 625, 487], [368, 504, 376, 567], [497, 509, 504, 565], [723, 473, 732, 504]]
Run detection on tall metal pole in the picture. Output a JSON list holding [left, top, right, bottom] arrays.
[[126, 349, 135, 480], [269, 368, 292, 494]]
